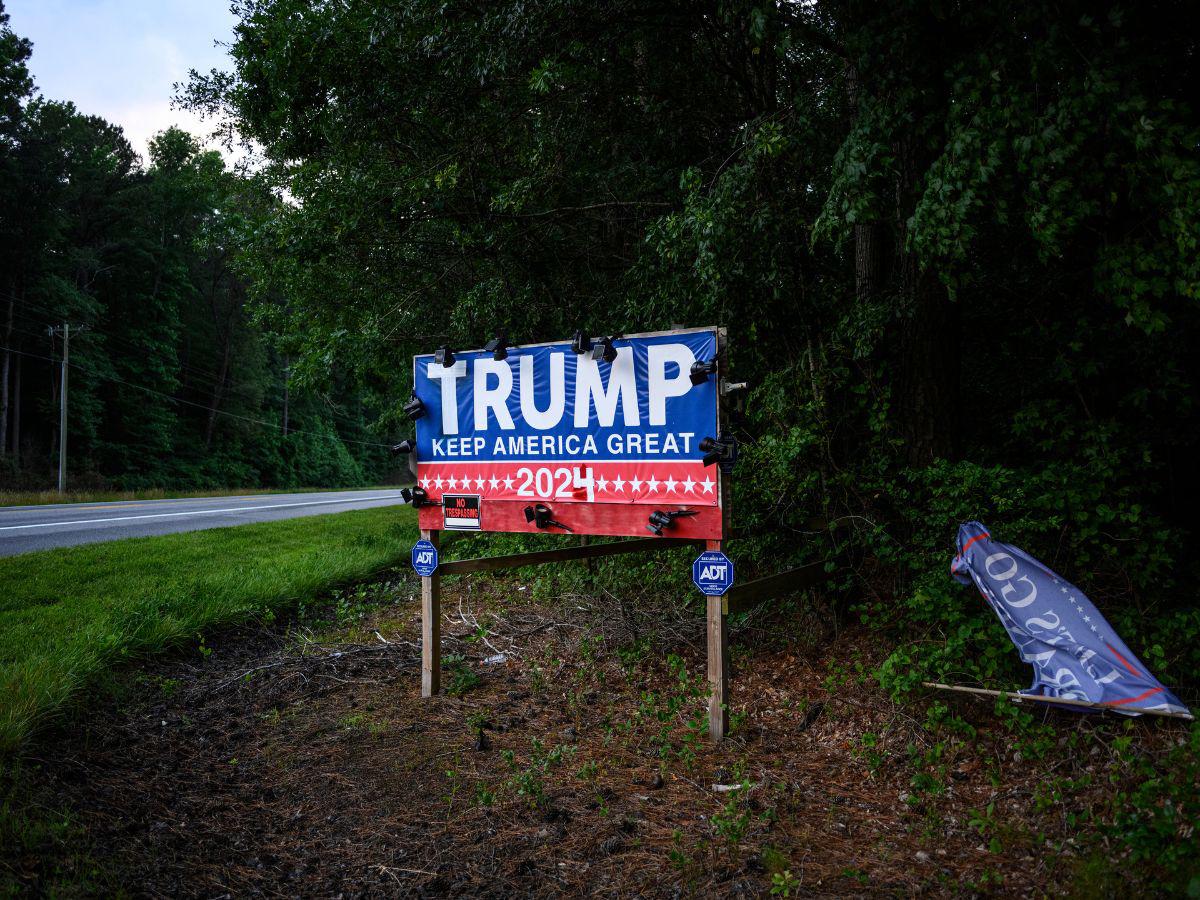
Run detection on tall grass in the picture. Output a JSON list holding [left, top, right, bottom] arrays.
[[0, 506, 416, 753]]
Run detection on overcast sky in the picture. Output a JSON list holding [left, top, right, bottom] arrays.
[[6, 0, 238, 164]]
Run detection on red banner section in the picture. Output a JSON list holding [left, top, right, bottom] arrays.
[[418, 499, 724, 540], [415, 461, 719, 507]]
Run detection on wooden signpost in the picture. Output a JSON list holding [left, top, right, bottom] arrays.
[[402, 327, 829, 739]]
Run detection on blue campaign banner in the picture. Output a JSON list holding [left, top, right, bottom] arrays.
[[411, 329, 721, 508], [951, 521, 1191, 717]]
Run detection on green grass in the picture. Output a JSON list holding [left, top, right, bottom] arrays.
[[0, 485, 400, 508], [0, 505, 417, 754]]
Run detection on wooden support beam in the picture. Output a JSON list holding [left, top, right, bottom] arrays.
[[706, 539, 729, 741], [421, 529, 441, 698], [923, 682, 1195, 720], [438, 537, 702, 576], [721, 562, 829, 615], [707, 594, 729, 740]]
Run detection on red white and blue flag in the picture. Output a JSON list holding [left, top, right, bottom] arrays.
[[951, 521, 1190, 717], [411, 328, 722, 537]]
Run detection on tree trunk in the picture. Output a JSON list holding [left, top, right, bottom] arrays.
[[204, 333, 231, 450], [282, 355, 289, 436], [0, 293, 12, 458], [10, 351, 20, 460], [895, 259, 957, 464], [854, 222, 888, 303], [891, 126, 957, 465]]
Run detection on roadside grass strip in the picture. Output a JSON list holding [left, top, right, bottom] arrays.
[[0, 506, 416, 754], [0, 486, 398, 508]]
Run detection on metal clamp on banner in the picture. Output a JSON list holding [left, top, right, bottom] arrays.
[[401, 486, 440, 508], [524, 503, 572, 533], [391, 439, 416, 455], [647, 508, 698, 536], [699, 434, 738, 474], [403, 394, 426, 421]]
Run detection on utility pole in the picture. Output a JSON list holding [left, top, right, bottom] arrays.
[[282, 356, 290, 436], [49, 324, 87, 493]]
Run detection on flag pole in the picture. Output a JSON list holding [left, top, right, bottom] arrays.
[[922, 682, 1194, 721]]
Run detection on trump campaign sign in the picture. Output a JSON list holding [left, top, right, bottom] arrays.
[[410, 328, 725, 539]]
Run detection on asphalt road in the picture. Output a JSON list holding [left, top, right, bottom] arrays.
[[0, 489, 410, 557]]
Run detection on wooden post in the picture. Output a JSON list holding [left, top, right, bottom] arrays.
[[581, 534, 594, 575], [421, 529, 441, 697], [707, 539, 729, 740], [708, 326, 731, 741]]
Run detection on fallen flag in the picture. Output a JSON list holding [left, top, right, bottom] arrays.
[[950, 521, 1190, 717]]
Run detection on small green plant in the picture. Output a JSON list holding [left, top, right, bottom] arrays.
[[474, 783, 495, 807], [854, 731, 886, 773], [502, 738, 577, 808], [841, 867, 869, 885], [968, 801, 1003, 854], [712, 766, 753, 860], [770, 869, 799, 897], [444, 654, 480, 696]]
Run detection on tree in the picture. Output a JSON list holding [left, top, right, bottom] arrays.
[[183, 0, 1200, 688], [0, 0, 33, 460]]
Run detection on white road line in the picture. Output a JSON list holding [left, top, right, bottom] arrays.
[[0, 496, 406, 532]]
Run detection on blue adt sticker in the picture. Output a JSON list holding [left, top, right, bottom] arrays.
[[411, 539, 439, 577], [692, 551, 734, 596]]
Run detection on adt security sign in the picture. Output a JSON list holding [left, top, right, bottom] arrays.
[[693, 551, 734, 596], [411, 539, 439, 577]]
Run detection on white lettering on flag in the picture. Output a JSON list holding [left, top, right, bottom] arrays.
[[520, 352, 566, 430], [647, 343, 696, 426], [473, 358, 516, 431], [427, 360, 467, 435], [574, 347, 638, 428]]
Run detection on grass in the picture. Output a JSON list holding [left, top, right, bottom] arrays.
[[0, 485, 400, 508], [0, 505, 417, 754]]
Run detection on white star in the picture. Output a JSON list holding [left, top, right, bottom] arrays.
[[488, 475, 499, 490], [682, 476, 696, 494], [446, 475, 458, 490], [700, 477, 715, 494], [1083, 615, 1091, 623], [433, 475, 444, 490], [646, 475, 660, 493], [629, 475, 643, 493], [611, 475, 625, 493], [1060, 587, 1068, 594], [663, 476, 678, 493], [502, 474, 514, 491], [596, 474, 609, 493], [475, 475, 485, 490], [1090, 625, 1098, 633]]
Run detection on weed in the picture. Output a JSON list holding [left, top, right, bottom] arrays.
[[712, 764, 753, 860], [502, 738, 576, 808], [770, 869, 799, 897]]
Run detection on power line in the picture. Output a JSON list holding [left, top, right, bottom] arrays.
[[4, 311, 378, 433], [0, 343, 393, 449]]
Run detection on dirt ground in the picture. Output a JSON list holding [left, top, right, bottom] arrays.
[[2, 570, 1192, 897]]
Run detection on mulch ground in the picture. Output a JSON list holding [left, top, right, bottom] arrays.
[[2, 571, 1190, 897]]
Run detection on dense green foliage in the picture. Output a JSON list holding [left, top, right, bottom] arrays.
[[0, 3, 395, 492], [0, 504, 415, 752], [184, 0, 1200, 699]]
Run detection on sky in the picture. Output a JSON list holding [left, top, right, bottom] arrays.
[[5, 0, 239, 164]]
